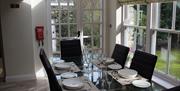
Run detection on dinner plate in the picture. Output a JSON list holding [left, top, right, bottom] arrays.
[[62, 78, 84, 90], [61, 72, 77, 79], [118, 68, 138, 78], [104, 58, 114, 64], [54, 63, 71, 70], [108, 64, 122, 70], [132, 80, 151, 88]]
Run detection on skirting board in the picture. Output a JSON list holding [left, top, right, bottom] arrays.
[[6, 74, 36, 82]]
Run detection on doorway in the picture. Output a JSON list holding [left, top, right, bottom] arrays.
[[0, 15, 5, 82]]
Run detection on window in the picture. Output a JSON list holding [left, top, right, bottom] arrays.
[[154, 1, 180, 80], [124, 4, 147, 52], [50, 0, 104, 54], [82, 0, 103, 49], [122, 1, 180, 81]]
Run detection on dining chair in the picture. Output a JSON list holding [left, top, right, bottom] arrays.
[[60, 39, 82, 59], [130, 50, 157, 81], [39, 48, 62, 91], [163, 86, 180, 91], [111, 44, 130, 68]]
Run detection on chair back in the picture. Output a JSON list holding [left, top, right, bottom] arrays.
[[111, 44, 129, 68], [60, 39, 82, 59], [130, 50, 157, 81], [39, 48, 62, 91]]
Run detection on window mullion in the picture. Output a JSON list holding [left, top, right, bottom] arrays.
[[68, 1, 70, 37], [145, 3, 152, 53], [166, 1, 176, 74], [91, 12, 94, 48], [167, 33, 171, 74], [58, 0, 61, 40], [171, 1, 177, 30]]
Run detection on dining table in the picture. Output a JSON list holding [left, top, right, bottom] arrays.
[[52, 52, 165, 91]]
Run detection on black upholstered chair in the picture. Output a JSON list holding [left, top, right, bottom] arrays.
[[163, 86, 180, 91], [130, 50, 157, 81], [39, 48, 62, 91], [60, 39, 82, 59], [111, 44, 130, 68]]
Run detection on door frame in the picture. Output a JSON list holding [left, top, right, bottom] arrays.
[[0, 14, 6, 82]]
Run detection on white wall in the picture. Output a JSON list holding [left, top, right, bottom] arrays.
[[31, 0, 52, 77], [105, 0, 120, 56], [0, 0, 36, 81]]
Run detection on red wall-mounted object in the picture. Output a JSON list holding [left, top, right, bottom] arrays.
[[35, 26, 44, 46], [35, 26, 44, 41]]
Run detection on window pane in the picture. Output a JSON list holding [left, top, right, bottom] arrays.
[[60, 0, 68, 10], [51, 5, 58, 10], [83, 24, 91, 36], [176, 1, 180, 30], [125, 5, 147, 26], [93, 24, 100, 37], [95, 0, 102, 9], [139, 5, 147, 26], [124, 27, 136, 51], [136, 28, 146, 51], [160, 3, 173, 29], [84, 38, 91, 48], [124, 27, 146, 51], [83, 11, 92, 23], [60, 10, 68, 23], [93, 37, 100, 48], [69, 10, 76, 23], [155, 32, 168, 73], [70, 24, 77, 37], [52, 39, 60, 52], [82, 0, 102, 9], [51, 1, 58, 7], [125, 5, 137, 25], [69, 0, 77, 10], [51, 10, 59, 24], [61, 25, 68, 37], [93, 11, 102, 23], [169, 34, 180, 79], [82, 0, 92, 9], [51, 25, 60, 38]]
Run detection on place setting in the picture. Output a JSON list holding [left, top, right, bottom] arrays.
[[53, 62, 81, 74], [107, 68, 151, 88], [92, 57, 115, 69], [59, 75, 99, 91]]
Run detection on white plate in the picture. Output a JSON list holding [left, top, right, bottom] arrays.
[[108, 64, 122, 70], [132, 80, 151, 88], [61, 72, 77, 79], [104, 58, 114, 64], [62, 78, 84, 90], [54, 63, 70, 70], [118, 69, 138, 78]]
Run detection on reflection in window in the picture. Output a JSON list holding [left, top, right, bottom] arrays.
[[125, 5, 147, 26], [169, 34, 180, 79], [155, 32, 168, 73], [176, 1, 180, 30], [160, 3, 173, 29], [124, 27, 146, 52]]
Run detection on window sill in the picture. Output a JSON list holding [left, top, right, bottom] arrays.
[[152, 76, 175, 89], [152, 71, 180, 89]]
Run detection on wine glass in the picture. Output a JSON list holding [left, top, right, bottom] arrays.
[[105, 72, 113, 89]]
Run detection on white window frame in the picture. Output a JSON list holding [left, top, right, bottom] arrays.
[[121, 1, 180, 86], [50, 0, 104, 54]]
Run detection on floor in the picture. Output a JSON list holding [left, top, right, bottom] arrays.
[[0, 77, 50, 91]]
